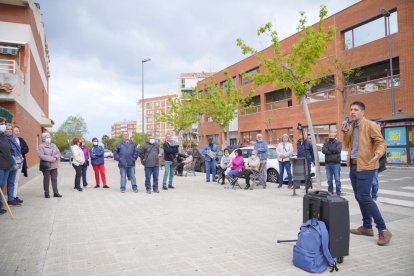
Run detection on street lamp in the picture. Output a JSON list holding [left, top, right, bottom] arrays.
[[380, 8, 395, 115], [141, 58, 151, 144]]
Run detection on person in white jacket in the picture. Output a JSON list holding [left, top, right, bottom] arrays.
[[71, 137, 85, 192], [276, 134, 294, 188]]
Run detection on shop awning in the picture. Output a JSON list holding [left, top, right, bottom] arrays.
[[0, 45, 19, 56]]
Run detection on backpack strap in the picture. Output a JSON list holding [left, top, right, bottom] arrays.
[[316, 220, 338, 272]]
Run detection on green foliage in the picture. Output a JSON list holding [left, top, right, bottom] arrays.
[[57, 115, 88, 139], [199, 72, 252, 131], [156, 94, 200, 134], [51, 130, 70, 152], [101, 134, 113, 150], [236, 5, 335, 97]]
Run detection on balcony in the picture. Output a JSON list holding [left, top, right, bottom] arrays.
[[265, 99, 292, 111], [240, 105, 261, 115], [345, 75, 400, 95], [0, 59, 24, 100]]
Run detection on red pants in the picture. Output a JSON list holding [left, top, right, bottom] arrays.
[[92, 164, 106, 185]]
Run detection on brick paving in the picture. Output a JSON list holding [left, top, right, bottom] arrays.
[[0, 160, 413, 275]]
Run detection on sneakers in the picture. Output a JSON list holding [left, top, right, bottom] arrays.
[[153, 189, 160, 193], [14, 197, 23, 203], [133, 189, 138, 193], [146, 190, 151, 194], [287, 185, 293, 189], [83, 184, 90, 189], [53, 193, 62, 198], [277, 184, 282, 188], [74, 188, 83, 192], [0, 208, 6, 215], [350, 226, 374, 237], [94, 185, 100, 188], [103, 185, 110, 189], [168, 185, 175, 189], [121, 189, 125, 193], [162, 186, 168, 190], [7, 200, 21, 206], [45, 194, 50, 198], [378, 230, 392, 246], [244, 185, 250, 190]]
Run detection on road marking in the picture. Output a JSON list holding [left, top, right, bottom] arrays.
[[378, 197, 414, 208], [321, 182, 414, 198], [401, 186, 414, 190]]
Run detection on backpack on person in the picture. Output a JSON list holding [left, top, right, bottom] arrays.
[[293, 219, 338, 273]]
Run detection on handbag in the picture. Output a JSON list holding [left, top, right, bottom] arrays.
[[39, 160, 51, 171]]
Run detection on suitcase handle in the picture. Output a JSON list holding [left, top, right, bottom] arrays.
[[314, 191, 331, 196]]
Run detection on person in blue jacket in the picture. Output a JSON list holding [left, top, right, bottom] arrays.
[[297, 134, 315, 180], [90, 137, 109, 189], [201, 137, 219, 182], [253, 133, 268, 188], [114, 132, 139, 193]]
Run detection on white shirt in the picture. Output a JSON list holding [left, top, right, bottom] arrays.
[[276, 142, 293, 162], [71, 145, 85, 166]]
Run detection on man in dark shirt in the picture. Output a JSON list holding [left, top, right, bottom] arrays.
[[322, 132, 342, 195]]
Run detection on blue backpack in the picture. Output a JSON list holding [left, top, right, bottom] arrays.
[[293, 219, 338, 273]]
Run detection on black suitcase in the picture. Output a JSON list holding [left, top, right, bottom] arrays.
[[303, 191, 350, 260]]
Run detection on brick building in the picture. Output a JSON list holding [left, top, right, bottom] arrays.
[[110, 121, 137, 138], [197, 0, 414, 164], [0, 0, 53, 181], [137, 94, 177, 142]]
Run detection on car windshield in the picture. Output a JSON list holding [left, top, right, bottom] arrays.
[[239, 148, 277, 159]]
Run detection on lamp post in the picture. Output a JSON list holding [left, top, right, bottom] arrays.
[[141, 58, 151, 144], [380, 8, 395, 115]]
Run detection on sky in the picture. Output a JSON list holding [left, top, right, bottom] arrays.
[[36, 0, 359, 140]]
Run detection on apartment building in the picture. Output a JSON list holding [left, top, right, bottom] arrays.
[[176, 72, 215, 97], [0, 0, 53, 180], [197, 0, 414, 164], [137, 94, 177, 141], [111, 121, 137, 138]]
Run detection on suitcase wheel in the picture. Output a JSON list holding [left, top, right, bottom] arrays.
[[337, 257, 344, 264]]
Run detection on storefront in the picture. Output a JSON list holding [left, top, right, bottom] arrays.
[[377, 111, 414, 165]]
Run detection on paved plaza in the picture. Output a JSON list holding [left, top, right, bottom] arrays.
[[1, 160, 413, 275]]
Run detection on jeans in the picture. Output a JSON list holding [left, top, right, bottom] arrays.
[[279, 161, 292, 185], [6, 169, 17, 201], [0, 169, 10, 203], [205, 160, 216, 181], [120, 166, 137, 191], [145, 166, 159, 191], [372, 169, 379, 199], [350, 165, 386, 231], [82, 163, 89, 186], [92, 164, 107, 185], [13, 165, 22, 198], [72, 164, 83, 189], [163, 161, 175, 187], [325, 163, 341, 194]]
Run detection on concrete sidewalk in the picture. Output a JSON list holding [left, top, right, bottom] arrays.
[[0, 160, 413, 275]]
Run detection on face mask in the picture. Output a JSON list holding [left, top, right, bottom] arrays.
[[149, 139, 155, 144], [45, 138, 51, 144], [252, 155, 256, 157], [93, 142, 98, 146], [329, 138, 335, 142], [79, 142, 83, 147], [225, 153, 229, 156], [0, 125, 6, 132]]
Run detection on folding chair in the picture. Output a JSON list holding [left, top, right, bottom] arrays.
[[248, 169, 261, 189], [225, 173, 242, 189]]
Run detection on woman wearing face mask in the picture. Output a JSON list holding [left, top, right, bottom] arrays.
[[240, 150, 260, 190], [71, 137, 85, 192], [138, 134, 160, 194], [37, 132, 62, 198], [89, 138, 109, 188], [4, 124, 24, 206], [218, 148, 231, 184], [276, 134, 294, 188], [0, 118, 14, 214]]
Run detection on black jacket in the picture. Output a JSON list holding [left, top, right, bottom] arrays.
[[322, 139, 342, 164], [18, 137, 29, 177], [0, 134, 14, 170]]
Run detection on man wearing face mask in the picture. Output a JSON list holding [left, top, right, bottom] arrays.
[[139, 134, 160, 194], [90, 138, 109, 188], [322, 132, 342, 195]]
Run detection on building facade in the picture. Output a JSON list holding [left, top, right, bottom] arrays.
[[137, 94, 177, 141], [111, 121, 137, 138], [0, 0, 53, 181], [197, 0, 414, 164]]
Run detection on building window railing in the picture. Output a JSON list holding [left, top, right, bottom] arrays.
[[345, 75, 400, 95], [306, 88, 336, 103], [241, 105, 261, 115], [265, 99, 292, 111]]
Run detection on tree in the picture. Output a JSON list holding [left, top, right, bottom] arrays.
[[156, 94, 200, 146], [198, 72, 252, 148], [51, 130, 70, 152], [101, 134, 112, 149], [58, 115, 88, 140], [236, 6, 335, 189]]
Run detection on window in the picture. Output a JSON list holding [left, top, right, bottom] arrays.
[[267, 128, 294, 144], [302, 124, 337, 143], [265, 88, 292, 110], [344, 10, 398, 49], [242, 95, 261, 115], [241, 131, 261, 145], [181, 79, 185, 88], [240, 67, 259, 85]]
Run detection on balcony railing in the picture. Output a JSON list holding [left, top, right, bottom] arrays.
[[240, 105, 261, 115], [345, 75, 400, 95], [265, 99, 292, 111], [0, 59, 17, 74], [306, 88, 336, 103]]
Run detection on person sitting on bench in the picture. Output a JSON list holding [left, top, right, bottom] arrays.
[[225, 149, 244, 177], [239, 150, 260, 190]]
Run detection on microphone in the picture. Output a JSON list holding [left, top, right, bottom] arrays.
[[341, 117, 350, 132]]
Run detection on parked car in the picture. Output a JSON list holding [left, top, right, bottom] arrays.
[[231, 146, 316, 183], [60, 150, 72, 162], [316, 143, 348, 165], [104, 149, 114, 158]]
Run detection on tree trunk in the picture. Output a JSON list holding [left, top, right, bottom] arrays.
[[301, 94, 322, 190]]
